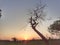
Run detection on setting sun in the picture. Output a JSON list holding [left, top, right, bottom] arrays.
[[23, 34, 30, 40], [17, 30, 33, 40]]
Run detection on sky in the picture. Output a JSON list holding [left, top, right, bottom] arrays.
[[0, 0, 60, 40]]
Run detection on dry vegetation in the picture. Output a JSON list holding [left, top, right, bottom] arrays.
[[0, 39, 60, 45]]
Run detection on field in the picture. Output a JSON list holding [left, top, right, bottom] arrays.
[[0, 39, 60, 45]]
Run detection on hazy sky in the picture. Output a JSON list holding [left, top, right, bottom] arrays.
[[0, 0, 60, 40]]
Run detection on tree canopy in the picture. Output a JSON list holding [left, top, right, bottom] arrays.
[[48, 20, 60, 34]]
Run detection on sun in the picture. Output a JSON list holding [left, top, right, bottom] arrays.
[[23, 34, 31, 40], [24, 36, 28, 40], [17, 31, 33, 40]]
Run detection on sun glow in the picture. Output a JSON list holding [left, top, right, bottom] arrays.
[[17, 24, 51, 40], [19, 34, 32, 40], [17, 31, 33, 40], [23, 34, 30, 40]]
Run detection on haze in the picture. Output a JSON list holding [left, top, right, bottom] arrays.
[[0, 0, 60, 40]]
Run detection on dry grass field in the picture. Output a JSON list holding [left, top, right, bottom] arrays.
[[0, 39, 60, 45]]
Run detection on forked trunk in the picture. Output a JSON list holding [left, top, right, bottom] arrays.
[[30, 16, 49, 45]]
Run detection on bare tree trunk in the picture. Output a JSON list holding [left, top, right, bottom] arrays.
[[30, 17, 49, 45], [29, 1, 49, 44], [32, 26, 49, 45]]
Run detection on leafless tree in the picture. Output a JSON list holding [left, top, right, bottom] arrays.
[[29, 1, 49, 45]]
